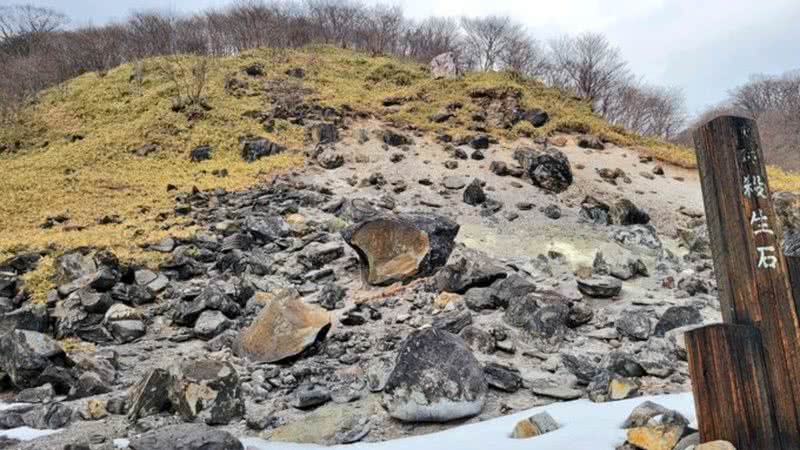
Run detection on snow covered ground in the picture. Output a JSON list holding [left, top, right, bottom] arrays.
[[242, 393, 696, 450], [0, 403, 62, 442], [3, 393, 697, 449]]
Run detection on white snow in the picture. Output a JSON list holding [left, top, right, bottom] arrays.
[[0, 403, 63, 442], [241, 393, 696, 450]]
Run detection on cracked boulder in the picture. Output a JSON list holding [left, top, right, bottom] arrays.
[[383, 328, 487, 422], [128, 423, 243, 450], [342, 214, 459, 286], [169, 359, 244, 425], [0, 330, 71, 389], [236, 289, 331, 363]]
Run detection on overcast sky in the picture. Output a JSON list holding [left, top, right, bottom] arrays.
[[5, 0, 800, 115]]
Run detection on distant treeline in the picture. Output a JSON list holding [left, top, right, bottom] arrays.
[[0, 1, 686, 139]]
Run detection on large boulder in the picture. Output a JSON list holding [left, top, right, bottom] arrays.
[[434, 247, 507, 294], [0, 330, 70, 389], [240, 137, 285, 162], [128, 424, 243, 450], [593, 244, 648, 280], [169, 359, 244, 425], [236, 289, 331, 363], [127, 368, 172, 421], [383, 328, 487, 422], [430, 52, 459, 80], [342, 214, 459, 286], [528, 150, 573, 193]]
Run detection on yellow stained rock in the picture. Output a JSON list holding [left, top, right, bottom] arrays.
[[626, 425, 684, 450]]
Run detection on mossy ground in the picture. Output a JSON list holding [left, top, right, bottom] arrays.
[[2, 45, 798, 300]]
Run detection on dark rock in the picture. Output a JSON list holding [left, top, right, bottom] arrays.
[[243, 214, 291, 243], [318, 283, 346, 310], [0, 330, 69, 389], [15, 383, 55, 403], [483, 363, 522, 392], [459, 326, 495, 354], [240, 137, 285, 162], [107, 320, 146, 344], [471, 149, 485, 160], [470, 135, 490, 150], [504, 295, 539, 329], [616, 311, 652, 341], [292, 384, 331, 409], [528, 304, 570, 338], [580, 196, 611, 225], [528, 150, 572, 193], [55, 252, 96, 285], [21, 402, 73, 429], [543, 204, 562, 219], [317, 147, 345, 169], [577, 276, 622, 298], [464, 287, 497, 311], [463, 179, 486, 206], [0, 304, 49, 335], [70, 371, 112, 399], [309, 122, 338, 145], [127, 368, 172, 421], [382, 130, 412, 147], [654, 306, 702, 337], [567, 303, 594, 328], [128, 424, 243, 450], [453, 148, 468, 160], [434, 249, 506, 294], [169, 359, 244, 425], [562, 354, 602, 385], [383, 328, 487, 422], [490, 161, 509, 176], [432, 309, 473, 334], [607, 351, 645, 378], [286, 67, 305, 78], [514, 108, 549, 128], [244, 63, 264, 76], [610, 199, 651, 225], [190, 145, 212, 162], [342, 214, 459, 286]]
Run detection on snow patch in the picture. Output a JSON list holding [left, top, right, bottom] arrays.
[[241, 393, 696, 450]]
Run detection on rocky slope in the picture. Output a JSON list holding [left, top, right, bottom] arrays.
[[3, 51, 790, 450]]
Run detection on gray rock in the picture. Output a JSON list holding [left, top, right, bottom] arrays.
[[483, 363, 522, 392], [442, 176, 466, 190], [616, 311, 652, 341], [21, 402, 73, 429], [432, 309, 473, 334], [128, 423, 243, 450], [654, 306, 702, 337], [108, 320, 145, 344], [434, 249, 507, 294], [577, 276, 622, 298], [15, 383, 55, 403], [0, 330, 69, 389], [0, 304, 49, 335], [292, 384, 331, 409], [459, 326, 495, 353], [593, 244, 648, 280], [194, 310, 233, 340], [528, 150, 572, 193], [383, 328, 487, 422], [431, 52, 459, 80], [240, 137, 285, 162], [55, 252, 96, 285], [622, 400, 671, 428], [127, 368, 172, 421], [169, 359, 244, 425], [504, 295, 539, 329], [317, 147, 345, 170], [70, 370, 112, 399], [561, 353, 602, 385]]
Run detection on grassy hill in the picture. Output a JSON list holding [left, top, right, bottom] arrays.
[[1, 46, 797, 299]]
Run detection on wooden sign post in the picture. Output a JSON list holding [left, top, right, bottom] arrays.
[[686, 116, 800, 449]]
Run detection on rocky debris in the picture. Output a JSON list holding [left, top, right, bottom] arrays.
[[430, 52, 459, 79], [127, 423, 243, 450], [342, 214, 459, 286], [511, 412, 560, 439], [316, 146, 345, 169], [578, 135, 605, 150], [593, 244, 648, 280], [489, 161, 510, 176], [463, 179, 486, 205], [527, 149, 573, 193], [169, 359, 244, 425], [597, 167, 631, 185], [190, 145, 212, 162], [240, 137, 285, 162], [127, 368, 172, 421], [0, 330, 70, 390], [383, 328, 487, 422], [577, 276, 622, 298], [236, 289, 331, 363]]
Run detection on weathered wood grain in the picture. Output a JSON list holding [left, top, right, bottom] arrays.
[[691, 116, 800, 448], [686, 324, 781, 448]]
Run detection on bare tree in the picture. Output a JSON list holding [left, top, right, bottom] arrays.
[[499, 33, 548, 78], [306, 0, 366, 49], [0, 4, 66, 59], [460, 15, 524, 72], [548, 32, 630, 111], [359, 3, 404, 56], [401, 17, 460, 62]]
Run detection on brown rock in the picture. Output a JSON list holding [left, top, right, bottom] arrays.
[[550, 136, 568, 147], [511, 412, 560, 439], [236, 289, 331, 363]]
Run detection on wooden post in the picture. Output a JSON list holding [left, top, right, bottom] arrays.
[[687, 116, 800, 449]]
